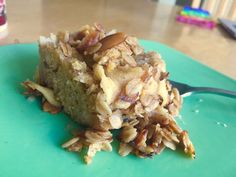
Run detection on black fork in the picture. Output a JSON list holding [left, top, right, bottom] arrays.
[[169, 80, 236, 98]]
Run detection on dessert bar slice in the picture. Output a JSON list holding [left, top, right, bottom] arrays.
[[24, 24, 195, 164]]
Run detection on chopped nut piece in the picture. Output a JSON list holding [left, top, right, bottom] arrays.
[[98, 32, 127, 52], [42, 100, 61, 114]]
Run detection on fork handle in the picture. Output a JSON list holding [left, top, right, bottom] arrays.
[[190, 86, 236, 98]]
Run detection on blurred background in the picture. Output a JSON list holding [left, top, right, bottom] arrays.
[[0, 0, 236, 79]]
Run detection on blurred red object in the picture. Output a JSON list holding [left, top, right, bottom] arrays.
[[0, 0, 7, 31]]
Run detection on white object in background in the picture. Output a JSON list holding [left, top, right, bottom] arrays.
[[158, 0, 175, 5]]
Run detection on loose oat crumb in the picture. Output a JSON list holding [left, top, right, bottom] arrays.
[[177, 114, 182, 119], [27, 96, 36, 102], [198, 99, 203, 102], [194, 109, 199, 113], [216, 122, 228, 128]]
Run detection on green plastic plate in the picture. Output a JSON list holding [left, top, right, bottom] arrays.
[[0, 41, 236, 177]]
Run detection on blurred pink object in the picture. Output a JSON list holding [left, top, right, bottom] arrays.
[[176, 15, 216, 29], [0, 0, 7, 32]]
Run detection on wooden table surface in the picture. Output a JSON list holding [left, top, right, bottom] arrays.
[[1, 0, 236, 79]]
